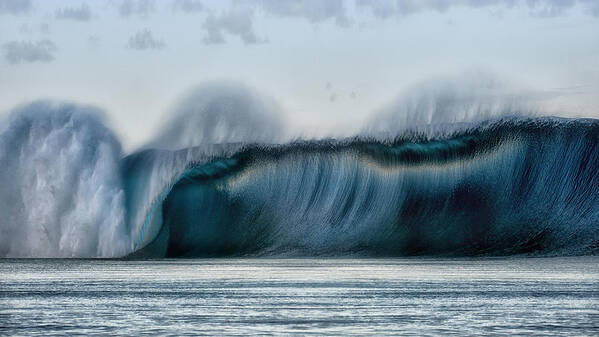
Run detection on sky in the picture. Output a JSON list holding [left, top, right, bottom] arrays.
[[1, 0, 598, 150]]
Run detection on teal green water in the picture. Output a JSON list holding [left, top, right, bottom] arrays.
[[1, 257, 598, 336]]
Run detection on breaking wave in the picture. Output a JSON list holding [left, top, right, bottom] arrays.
[[0, 101, 128, 257], [127, 118, 599, 257], [1, 80, 598, 257]]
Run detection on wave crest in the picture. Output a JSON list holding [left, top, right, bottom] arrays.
[[146, 82, 285, 151]]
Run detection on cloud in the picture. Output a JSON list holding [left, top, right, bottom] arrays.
[[200, 0, 352, 44], [355, 0, 486, 18], [119, 0, 154, 17], [261, 0, 351, 27], [19, 23, 50, 34], [354, 0, 397, 19], [526, 0, 575, 17], [355, 0, 598, 19], [55, 3, 92, 21], [2, 40, 57, 64], [203, 10, 265, 45], [0, 0, 32, 14], [559, 0, 599, 17], [127, 29, 165, 50], [172, 0, 203, 13]]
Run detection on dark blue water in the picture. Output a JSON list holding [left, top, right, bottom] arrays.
[[1, 257, 598, 336], [126, 119, 599, 258]]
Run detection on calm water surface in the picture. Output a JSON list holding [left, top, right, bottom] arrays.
[[1, 257, 598, 336]]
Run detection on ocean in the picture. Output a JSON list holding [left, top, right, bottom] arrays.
[[1, 257, 598, 336]]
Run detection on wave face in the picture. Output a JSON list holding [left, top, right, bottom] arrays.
[[127, 118, 599, 257]]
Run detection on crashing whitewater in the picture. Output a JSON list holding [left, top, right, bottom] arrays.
[[1, 81, 598, 257]]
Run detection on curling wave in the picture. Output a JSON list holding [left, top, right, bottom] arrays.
[[1, 80, 598, 258], [126, 118, 599, 257]]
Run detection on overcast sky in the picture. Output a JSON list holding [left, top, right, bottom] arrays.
[[1, 0, 598, 149]]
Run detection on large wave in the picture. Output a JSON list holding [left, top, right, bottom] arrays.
[[1, 80, 598, 258], [127, 119, 599, 257]]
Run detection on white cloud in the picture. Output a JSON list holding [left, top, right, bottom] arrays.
[[119, 0, 154, 17], [355, 0, 599, 19], [200, 0, 351, 45], [172, 0, 204, 13], [19, 23, 50, 34], [261, 0, 351, 27], [127, 29, 165, 50], [0, 0, 32, 15], [203, 10, 265, 45], [2, 40, 57, 64], [55, 3, 92, 21]]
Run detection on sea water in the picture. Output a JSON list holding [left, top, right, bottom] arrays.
[[1, 257, 598, 336]]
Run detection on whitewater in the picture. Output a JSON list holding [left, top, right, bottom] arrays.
[[1, 80, 598, 258]]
